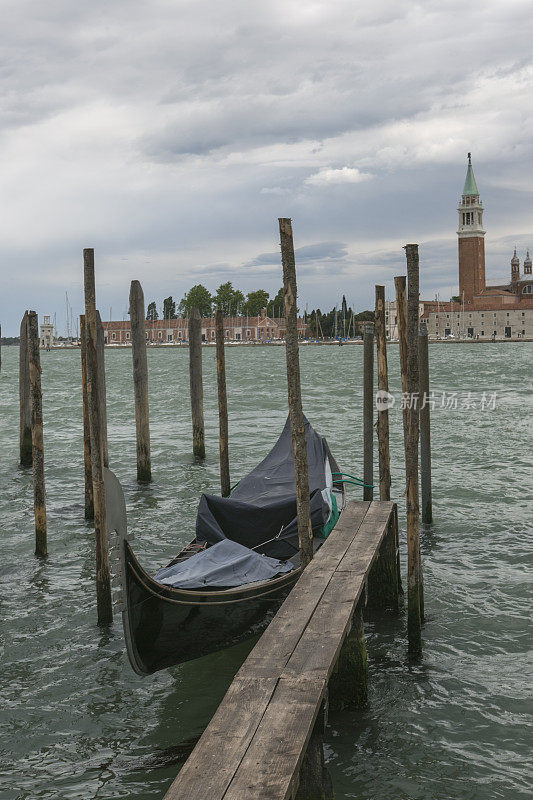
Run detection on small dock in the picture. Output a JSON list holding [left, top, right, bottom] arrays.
[[163, 499, 400, 800]]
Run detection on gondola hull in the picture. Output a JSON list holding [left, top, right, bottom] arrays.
[[103, 416, 346, 676], [122, 542, 300, 675]]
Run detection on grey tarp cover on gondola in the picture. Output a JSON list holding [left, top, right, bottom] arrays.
[[154, 539, 293, 589], [196, 416, 338, 560], [151, 417, 337, 590]]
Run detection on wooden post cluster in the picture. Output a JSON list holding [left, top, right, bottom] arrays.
[[363, 322, 374, 501], [130, 280, 152, 482], [404, 244, 423, 655], [19, 311, 33, 467], [188, 308, 205, 458], [27, 311, 47, 557], [80, 314, 94, 520], [279, 217, 314, 568], [83, 248, 113, 625], [215, 309, 231, 497], [419, 322, 433, 524], [375, 285, 391, 501]]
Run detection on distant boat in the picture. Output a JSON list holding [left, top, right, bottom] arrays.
[[107, 418, 346, 675]]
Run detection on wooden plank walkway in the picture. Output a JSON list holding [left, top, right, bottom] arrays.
[[163, 500, 399, 800]]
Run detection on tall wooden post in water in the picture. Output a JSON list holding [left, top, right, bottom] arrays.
[[363, 322, 374, 501], [188, 308, 205, 458], [19, 311, 33, 467], [96, 312, 109, 469], [83, 248, 113, 625], [27, 311, 47, 556], [215, 309, 231, 497], [419, 322, 433, 524], [130, 280, 152, 482], [375, 286, 391, 501], [279, 217, 313, 568], [80, 315, 94, 520], [404, 244, 423, 655]]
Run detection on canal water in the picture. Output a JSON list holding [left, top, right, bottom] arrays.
[[0, 343, 531, 799]]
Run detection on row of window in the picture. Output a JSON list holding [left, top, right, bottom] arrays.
[[109, 327, 281, 342]]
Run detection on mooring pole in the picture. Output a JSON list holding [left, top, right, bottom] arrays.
[[19, 311, 33, 467], [279, 218, 314, 568], [188, 307, 205, 458], [404, 244, 422, 655], [27, 311, 47, 557], [83, 248, 113, 625], [215, 309, 231, 497], [363, 322, 374, 501], [96, 311, 109, 468], [80, 315, 94, 520], [419, 322, 433, 524], [375, 286, 391, 501], [130, 280, 152, 482]]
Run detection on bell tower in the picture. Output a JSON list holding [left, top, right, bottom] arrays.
[[458, 153, 486, 303]]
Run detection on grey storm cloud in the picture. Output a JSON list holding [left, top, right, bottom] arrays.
[[0, 0, 532, 334]]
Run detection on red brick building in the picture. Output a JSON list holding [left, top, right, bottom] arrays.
[[103, 308, 309, 344], [387, 155, 533, 340]]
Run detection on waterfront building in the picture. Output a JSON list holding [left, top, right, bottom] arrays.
[[386, 155, 533, 340], [39, 315, 54, 349], [102, 308, 309, 344]]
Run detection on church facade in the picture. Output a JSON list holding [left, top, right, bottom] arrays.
[[387, 154, 533, 340]]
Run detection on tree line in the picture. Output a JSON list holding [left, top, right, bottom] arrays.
[[145, 284, 373, 339], [146, 283, 287, 320]]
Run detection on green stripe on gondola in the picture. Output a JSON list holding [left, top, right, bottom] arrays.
[[317, 491, 339, 539]]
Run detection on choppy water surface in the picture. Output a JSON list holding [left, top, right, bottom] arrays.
[[0, 343, 531, 800]]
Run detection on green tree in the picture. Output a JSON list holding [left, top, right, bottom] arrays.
[[266, 288, 285, 318], [146, 301, 159, 321], [243, 289, 270, 317], [178, 284, 213, 317], [163, 296, 177, 319], [213, 282, 245, 316]]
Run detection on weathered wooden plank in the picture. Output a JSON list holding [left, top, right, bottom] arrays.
[[223, 675, 328, 800], [282, 575, 365, 680], [163, 677, 278, 800], [233, 502, 370, 679], [162, 500, 396, 800], [336, 502, 393, 573]]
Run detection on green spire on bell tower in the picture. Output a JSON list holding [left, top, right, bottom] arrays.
[[462, 152, 479, 196]]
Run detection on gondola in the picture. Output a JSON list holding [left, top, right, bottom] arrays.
[[106, 417, 346, 676]]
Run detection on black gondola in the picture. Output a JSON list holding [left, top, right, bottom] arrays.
[[106, 418, 346, 675]]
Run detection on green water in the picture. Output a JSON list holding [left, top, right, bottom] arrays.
[[0, 343, 531, 799]]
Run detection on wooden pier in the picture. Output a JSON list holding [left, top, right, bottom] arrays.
[[163, 499, 399, 800]]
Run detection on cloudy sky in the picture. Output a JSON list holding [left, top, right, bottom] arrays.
[[1, 0, 532, 334]]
